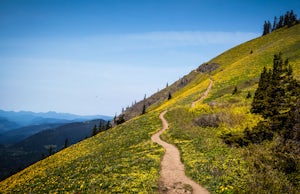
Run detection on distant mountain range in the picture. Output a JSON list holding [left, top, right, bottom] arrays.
[[0, 109, 112, 132], [0, 109, 112, 180], [0, 119, 107, 181]]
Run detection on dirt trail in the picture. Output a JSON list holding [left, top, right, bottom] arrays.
[[191, 79, 213, 108], [151, 111, 210, 194]]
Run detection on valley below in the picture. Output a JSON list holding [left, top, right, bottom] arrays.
[[0, 110, 112, 181]]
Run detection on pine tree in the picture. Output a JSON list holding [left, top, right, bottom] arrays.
[[64, 138, 69, 149], [267, 21, 271, 32], [99, 121, 106, 132], [284, 11, 290, 26], [92, 124, 98, 136], [263, 21, 271, 35], [277, 16, 284, 29], [168, 92, 172, 100], [251, 66, 272, 117], [115, 114, 125, 125], [289, 10, 298, 26], [48, 146, 53, 156], [269, 54, 296, 129], [106, 121, 111, 130], [246, 91, 252, 99], [272, 16, 278, 31], [142, 104, 146, 115], [252, 53, 300, 131]]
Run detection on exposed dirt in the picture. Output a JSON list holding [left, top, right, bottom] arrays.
[[196, 63, 220, 73], [151, 111, 210, 194], [191, 79, 213, 108]]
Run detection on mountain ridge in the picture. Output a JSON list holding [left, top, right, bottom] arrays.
[[0, 109, 112, 131]]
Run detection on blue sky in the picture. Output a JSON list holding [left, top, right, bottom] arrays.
[[0, 0, 299, 116]]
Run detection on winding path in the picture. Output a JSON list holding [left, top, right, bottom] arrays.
[[151, 111, 209, 194], [191, 79, 213, 108]]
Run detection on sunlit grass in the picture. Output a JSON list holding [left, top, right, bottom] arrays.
[[208, 25, 300, 102], [0, 112, 164, 193]]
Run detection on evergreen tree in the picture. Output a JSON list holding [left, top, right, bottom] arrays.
[[246, 91, 252, 99], [251, 66, 272, 117], [272, 16, 277, 31], [64, 138, 69, 149], [252, 53, 300, 133], [48, 146, 53, 156], [262, 20, 271, 36], [289, 10, 298, 26], [99, 121, 106, 132], [284, 11, 290, 26], [277, 15, 284, 29], [92, 124, 98, 136], [106, 121, 111, 130], [142, 104, 146, 115], [282, 99, 300, 140], [168, 92, 172, 100]]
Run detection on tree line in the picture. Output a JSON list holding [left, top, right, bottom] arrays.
[[91, 120, 111, 136], [263, 10, 299, 36]]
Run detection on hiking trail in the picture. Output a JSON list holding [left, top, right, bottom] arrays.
[[191, 79, 213, 108], [151, 111, 210, 194]]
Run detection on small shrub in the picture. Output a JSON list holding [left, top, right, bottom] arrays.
[[218, 127, 249, 147], [244, 121, 274, 144], [246, 91, 252, 99], [168, 92, 172, 100], [115, 114, 126, 125], [232, 86, 238, 95]]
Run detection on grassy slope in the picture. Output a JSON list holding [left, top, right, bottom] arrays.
[[162, 24, 300, 193], [1, 25, 299, 193], [0, 112, 164, 193]]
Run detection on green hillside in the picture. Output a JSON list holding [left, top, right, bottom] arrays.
[[1, 25, 300, 193]]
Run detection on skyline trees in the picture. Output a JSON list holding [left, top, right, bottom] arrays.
[[263, 10, 299, 36]]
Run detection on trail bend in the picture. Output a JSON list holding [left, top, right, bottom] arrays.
[[191, 79, 213, 108], [151, 111, 209, 194]]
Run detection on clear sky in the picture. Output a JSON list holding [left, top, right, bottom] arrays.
[[0, 0, 299, 116]]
